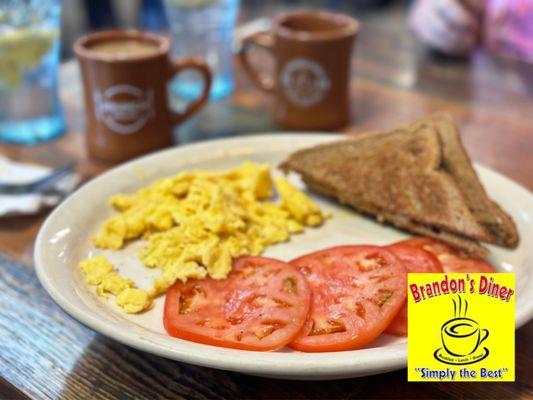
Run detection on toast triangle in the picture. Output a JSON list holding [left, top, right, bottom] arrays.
[[280, 115, 518, 255]]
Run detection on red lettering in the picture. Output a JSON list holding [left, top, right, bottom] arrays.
[[479, 275, 488, 294], [410, 284, 422, 302]]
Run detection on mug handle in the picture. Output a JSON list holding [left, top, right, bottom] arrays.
[[168, 57, 212, 124], [238, 32, 276, 92], [480, 328, 489, 344]]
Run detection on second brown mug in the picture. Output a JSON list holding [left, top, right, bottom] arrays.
[[239, 11, 358, 131]]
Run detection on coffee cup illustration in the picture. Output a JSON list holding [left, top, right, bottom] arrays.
[[441, 317, 489, 356], [434, 295, 490, 365]]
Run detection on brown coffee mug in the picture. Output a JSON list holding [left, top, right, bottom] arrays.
[[239, 11, 358, 131], [75, 30, 212, 163]]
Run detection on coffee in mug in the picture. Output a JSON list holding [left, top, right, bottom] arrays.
[[75, 30, 212, 163], [89, 40, 161, 58], [239, 11, 358, 130]]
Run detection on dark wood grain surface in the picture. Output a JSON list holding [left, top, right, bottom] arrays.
[[1, 3, 532, 399]]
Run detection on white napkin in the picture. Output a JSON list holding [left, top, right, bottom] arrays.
[[0, 156, 80, 217]]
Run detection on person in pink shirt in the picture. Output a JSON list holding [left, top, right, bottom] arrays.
[[409, 0, 533, 62]]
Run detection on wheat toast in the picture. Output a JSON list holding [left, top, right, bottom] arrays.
[[280, 114, 519, 256]]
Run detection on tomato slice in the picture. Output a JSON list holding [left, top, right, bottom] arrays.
[[384, 243, 443, 336], [386, 243, 443, 274], [163, 256, 311, 351], [401, 238, 495, 273], [289, 246, 407, 352]]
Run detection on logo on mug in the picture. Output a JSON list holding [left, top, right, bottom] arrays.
[[280, 58, 331, 108], [93, 85, 155, 135], [434, 296, 490, 365]]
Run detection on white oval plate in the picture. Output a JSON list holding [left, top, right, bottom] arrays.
[[35, 134, 533, 380]]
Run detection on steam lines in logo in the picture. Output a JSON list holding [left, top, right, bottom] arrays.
[[452, 295, 468, 318]]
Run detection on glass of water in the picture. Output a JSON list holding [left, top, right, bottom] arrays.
[[164, 0, 240, 101], [0, 0, 64, 144]]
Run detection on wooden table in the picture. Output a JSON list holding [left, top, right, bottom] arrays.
[[1, 3, 532, 399]]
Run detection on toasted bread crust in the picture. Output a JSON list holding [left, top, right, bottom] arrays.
[[281, 124, 493, 241], [280, 114, 519, 254], [302, 176, 489, 258], [423, 113, 519, 247]]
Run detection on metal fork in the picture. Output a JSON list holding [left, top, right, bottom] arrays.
[[0, 161, 76, 195]]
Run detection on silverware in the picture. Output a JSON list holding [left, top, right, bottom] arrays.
[[0, 161, 76, 195]]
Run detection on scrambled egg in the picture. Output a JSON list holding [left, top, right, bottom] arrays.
[[79, 256, 151, 313], [80, 163, 328, 313]]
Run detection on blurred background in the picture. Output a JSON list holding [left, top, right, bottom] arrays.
[[60, 0, 396, 59], [55, 0, 422, 145], [4, 0, 533, 146]]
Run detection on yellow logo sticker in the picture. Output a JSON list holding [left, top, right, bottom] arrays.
[[408, 273, 515, 382]]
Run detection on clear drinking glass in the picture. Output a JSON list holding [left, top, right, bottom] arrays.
[[0, 0, 64, 144], [164, 0, 240, 101]]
